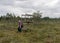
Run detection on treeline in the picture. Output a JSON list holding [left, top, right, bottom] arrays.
[[0, 13, 21, 22], [0, 11, 60, 22], [0, 11, 42, 22]]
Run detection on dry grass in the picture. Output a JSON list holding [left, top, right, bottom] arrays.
[[0, 20, 60, 43]]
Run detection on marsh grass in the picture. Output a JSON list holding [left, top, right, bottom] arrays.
[[0, 20, 60, 43]]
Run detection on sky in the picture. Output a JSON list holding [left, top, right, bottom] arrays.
[[0, 0, 60, 18]]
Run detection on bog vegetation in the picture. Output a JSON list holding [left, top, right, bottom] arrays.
[[0, 11, 60, 43]]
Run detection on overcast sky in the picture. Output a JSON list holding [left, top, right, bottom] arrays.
[[0, 0, 60, 18]]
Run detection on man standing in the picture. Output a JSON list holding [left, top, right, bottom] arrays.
[[18, 20, 23, 32]]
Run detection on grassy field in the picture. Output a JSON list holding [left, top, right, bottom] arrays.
[[0, 20, 60, 43]]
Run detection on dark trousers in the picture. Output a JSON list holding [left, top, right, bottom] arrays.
[[18, 27, 22, 32]]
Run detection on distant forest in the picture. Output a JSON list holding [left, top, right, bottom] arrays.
[[0, 11, 60, 22]]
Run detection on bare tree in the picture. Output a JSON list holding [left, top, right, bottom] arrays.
[[33, 11, 42, 21]]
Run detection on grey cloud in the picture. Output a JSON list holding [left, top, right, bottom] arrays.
[[17, 0, 28, 1], [0, 0, 14, 6], [0, 0, 60, 18]]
